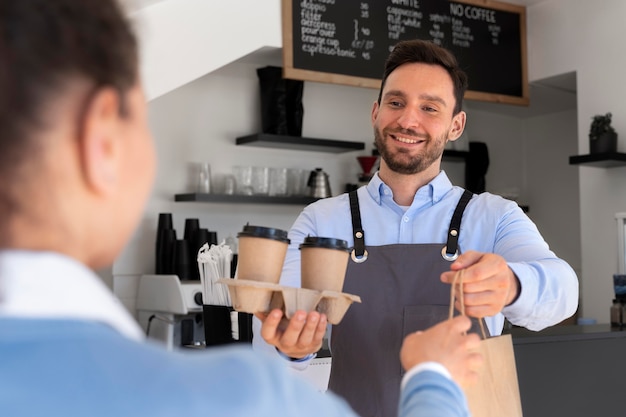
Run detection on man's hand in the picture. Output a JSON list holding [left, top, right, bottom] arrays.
[[255, 309, 327, 359], [440, 250, 521, 318], [400, 316, 483, 387]]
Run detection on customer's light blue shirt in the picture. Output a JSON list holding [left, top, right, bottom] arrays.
[[256, 170, 578, 350], [0, 250, 471, 417]]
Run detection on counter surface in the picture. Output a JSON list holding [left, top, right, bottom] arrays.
[[507, 323, 626, 343], [506, 323, 624, 417]]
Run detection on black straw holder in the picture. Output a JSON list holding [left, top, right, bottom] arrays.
[[202, 305, 253, 347]]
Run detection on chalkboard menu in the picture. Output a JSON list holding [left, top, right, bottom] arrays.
[[282, 0, 528, 106]]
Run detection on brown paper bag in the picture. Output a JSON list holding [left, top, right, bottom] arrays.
[[450, 271, 524, 417]]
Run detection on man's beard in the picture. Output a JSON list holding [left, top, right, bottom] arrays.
[[374, 127, 447, 175]]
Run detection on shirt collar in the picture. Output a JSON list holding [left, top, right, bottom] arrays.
[[366, 170, 454, 205], [0, 250, 144, 341]]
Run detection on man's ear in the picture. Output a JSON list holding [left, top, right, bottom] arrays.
[[78, 87, 122, 195], [371, 100, 380, 125], [447, 111, 467, 142]]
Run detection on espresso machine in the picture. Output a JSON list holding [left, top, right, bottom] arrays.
[[136, 274, 205, 350]]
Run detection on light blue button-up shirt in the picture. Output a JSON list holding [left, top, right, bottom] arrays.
[[280, 170, 579, 335], [0, 251, 472, 417]]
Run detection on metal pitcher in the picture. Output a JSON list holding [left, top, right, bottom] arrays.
[[307, 168, 332, 198]]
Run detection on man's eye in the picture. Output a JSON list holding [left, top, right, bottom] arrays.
[[389, 101, 403, 107]]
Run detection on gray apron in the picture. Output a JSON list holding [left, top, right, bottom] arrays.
[[328, 189, 486, 417]]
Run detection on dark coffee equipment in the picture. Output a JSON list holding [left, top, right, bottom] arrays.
[[307, 168, 332, 198], [256, 65, 304, 137]]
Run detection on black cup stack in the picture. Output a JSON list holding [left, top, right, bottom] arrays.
[[155, 213, 176, 275], [155, 213, 220, 281], [181, 219, 200, 281]]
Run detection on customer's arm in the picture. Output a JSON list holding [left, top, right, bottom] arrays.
[[398, 316, 482, 417], [400, 369, 470, 417], [255, 315, 480, 417]]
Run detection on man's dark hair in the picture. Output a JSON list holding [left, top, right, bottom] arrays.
[[377, 40, 468, 115], [0, 0, 137, 214], [0, 0, 137, 168]]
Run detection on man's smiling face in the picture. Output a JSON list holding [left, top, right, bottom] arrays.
[[371, 62, 465, 176]]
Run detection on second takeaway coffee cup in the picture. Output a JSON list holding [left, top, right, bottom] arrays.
[[299, 236, 350, 292], [236, 224, 290, 283]]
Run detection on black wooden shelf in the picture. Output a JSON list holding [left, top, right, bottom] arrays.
[[569, 152, 626, 168], [175, 193, 320, 205], [236, 133, 365, 153], [235, 134, 471, 159]]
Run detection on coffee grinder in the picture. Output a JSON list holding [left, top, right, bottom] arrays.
[[136, 274, 205, 350], [357, 153, 379, 185]]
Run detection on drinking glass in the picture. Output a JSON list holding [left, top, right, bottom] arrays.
[[194, 163, 211, 193], [269, 167, 288, 196], [251, 166, 269, 195]]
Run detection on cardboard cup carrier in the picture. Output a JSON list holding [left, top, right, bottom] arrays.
[[220, 226, 360, 324]]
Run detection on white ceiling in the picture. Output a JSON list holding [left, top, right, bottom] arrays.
[[122, 0, 166, 14]]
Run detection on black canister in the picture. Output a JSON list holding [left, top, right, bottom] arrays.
[[158, 228, 177, 275], [173, 239, 192, 281], [155, 213, 173, 274]]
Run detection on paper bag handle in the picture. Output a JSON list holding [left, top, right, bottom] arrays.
[[448, 269, 488, 339]]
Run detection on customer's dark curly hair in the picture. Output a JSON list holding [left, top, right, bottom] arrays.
[[0, 0, 138, 223]]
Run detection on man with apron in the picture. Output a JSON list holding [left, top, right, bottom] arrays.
[[255, 39, 578, 417], [326, 188, 484, 417]]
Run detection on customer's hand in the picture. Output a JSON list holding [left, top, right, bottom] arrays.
[[255, 309, 327, 359], [400, 316, 483, 387], [440, 250, 521, 318]]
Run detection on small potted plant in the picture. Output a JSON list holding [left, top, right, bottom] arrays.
[[589, 112, 618, 154]]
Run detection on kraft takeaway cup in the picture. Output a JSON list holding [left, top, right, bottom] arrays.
[[236, 224, 290, 283], [299, 236, 350, 292]]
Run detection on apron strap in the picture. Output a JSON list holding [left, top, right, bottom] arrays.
[[442, 189, 474, 261], [348, 190, 368, 262]]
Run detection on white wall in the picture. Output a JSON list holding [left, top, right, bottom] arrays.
[[462, 104, 581, 310], [113, 0, 284, 312], [463, 108, 526, 199], [113, 0, 582, 323], [526, 0, 626, 323], [524, 109, 581, 275]]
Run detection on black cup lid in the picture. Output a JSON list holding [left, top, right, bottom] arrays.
[[237, 224, 290, 243], [299, 236, 350, 251]]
